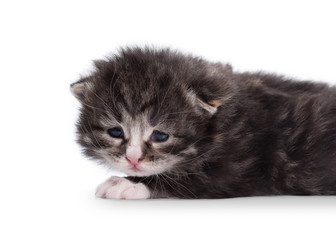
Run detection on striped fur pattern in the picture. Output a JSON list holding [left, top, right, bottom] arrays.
[[72, 47, 336, 199]]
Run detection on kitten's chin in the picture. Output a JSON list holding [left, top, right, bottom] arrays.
[[126, 172, 151, 177], [123, 166, 157, 177], [123, 164, 171, 177], [105, 158, 172, 177]]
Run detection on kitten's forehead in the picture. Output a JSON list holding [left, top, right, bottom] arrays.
[[114, 63, 185, 113], [122, 111, 153, 139], [98, 110, 121, 128]]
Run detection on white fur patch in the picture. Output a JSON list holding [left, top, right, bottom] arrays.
[[95, 176, 151, 200], [129, 122, 142, 146]]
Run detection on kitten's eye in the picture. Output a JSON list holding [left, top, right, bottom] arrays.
[[107, 127, 124, 138], [151, 130, 169, 142]]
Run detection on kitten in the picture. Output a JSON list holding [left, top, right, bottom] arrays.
[[71, 47, 336, 199]]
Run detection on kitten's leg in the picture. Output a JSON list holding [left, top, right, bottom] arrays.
[[95, 176, 151, 200], [126, 176, 182, 199]]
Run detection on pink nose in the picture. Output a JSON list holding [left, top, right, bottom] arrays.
[[126, 145, 143, 166], [126, 156, 140, 166]]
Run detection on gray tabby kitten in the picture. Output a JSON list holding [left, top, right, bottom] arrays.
[[71, 47, 336, 199]]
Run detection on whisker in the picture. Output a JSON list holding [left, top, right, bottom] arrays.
[[159, 174, 186, 198], [79, 123, 100, 150], [177, 146, 218, 167], [80, 101, 106, 112], [168, 135, 212, 159], [161, 173, 197, 198]]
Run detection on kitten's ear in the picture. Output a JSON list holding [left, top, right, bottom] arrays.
[[196, 98, 222, 115], [70, 79, 89, 102], [93, 59, 109, 71], [185, 88, 222, 115]]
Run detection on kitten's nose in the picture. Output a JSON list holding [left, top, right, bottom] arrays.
[[126, 145, 143, 166]]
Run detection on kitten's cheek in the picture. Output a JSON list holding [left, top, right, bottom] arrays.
[[95, 176, 150, 200]]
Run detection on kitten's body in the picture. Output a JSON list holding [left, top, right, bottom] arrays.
[[72, 47, 336, 199]]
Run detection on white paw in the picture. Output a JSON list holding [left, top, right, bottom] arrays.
[[95, 176, 150, 200]]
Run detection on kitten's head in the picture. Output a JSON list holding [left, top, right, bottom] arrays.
[[71, 47, 232, 176]]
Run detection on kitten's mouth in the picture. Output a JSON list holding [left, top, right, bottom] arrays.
[[125, 165, 150, 176], [130, 166, 141, 172], [128, 164, 143, 173]]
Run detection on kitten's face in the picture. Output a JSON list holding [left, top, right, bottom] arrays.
[[85, 108, 194, 177], [72, 48, 225, 176]]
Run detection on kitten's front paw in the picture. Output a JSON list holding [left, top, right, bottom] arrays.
[[95, 176, 150, 200]]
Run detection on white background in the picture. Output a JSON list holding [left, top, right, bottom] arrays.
[[1, 0, 335, 239]]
